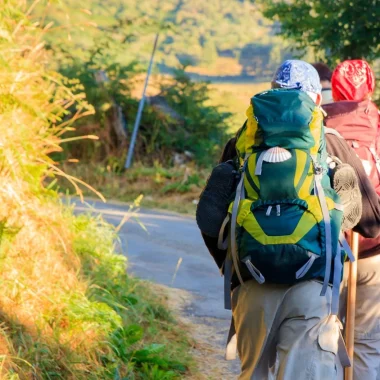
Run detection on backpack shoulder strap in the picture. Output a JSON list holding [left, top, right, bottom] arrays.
[[325, 127, 344, 139]]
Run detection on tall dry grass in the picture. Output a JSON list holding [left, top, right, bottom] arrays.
[[0, 1, 193, 378]]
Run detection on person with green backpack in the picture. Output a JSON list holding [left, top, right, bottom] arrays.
[[197, 60, 380, 379]]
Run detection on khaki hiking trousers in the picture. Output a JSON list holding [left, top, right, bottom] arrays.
[[340, 255, 380, 380], [232, 279, 342, 380]]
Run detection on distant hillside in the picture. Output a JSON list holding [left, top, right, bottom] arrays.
[[39, 0, 292, 79]]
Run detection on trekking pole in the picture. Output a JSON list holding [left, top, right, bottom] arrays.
[[345, 231, 359, 380]]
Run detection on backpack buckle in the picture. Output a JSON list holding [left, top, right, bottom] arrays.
[[314, 165, 324, 175]]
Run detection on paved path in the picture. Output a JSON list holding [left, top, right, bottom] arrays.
[[74, 199, 241, 378], [74, 198, 231, 320]]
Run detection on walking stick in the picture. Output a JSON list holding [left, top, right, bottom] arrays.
[[345, 231, 359, 380]]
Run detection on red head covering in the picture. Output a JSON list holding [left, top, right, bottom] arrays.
[[332, 60, 375, 102]]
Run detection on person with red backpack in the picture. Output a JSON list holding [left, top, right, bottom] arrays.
[[324, 60, 380, 380]]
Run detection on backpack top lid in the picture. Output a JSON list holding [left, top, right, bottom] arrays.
[[236, 88, 324, 160]]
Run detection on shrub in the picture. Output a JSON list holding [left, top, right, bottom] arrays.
[[0, 1, 193, 378], [136, 66, 232, 166]]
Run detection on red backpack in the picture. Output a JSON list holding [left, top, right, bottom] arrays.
[[324, 100, 380, 193], [324, 100, 380, 254]]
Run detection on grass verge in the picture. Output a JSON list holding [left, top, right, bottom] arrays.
[[0, 201, 195, 379], [0, 2, 196, 378], [62, 163, 210, 215]]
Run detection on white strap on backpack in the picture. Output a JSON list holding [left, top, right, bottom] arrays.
[[368, 146, 380, 176], [350, 138, 380, 178]]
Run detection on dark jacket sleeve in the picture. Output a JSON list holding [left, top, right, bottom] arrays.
[[200, 137, 238, 270], [326, 133, 380, 238], [219, 137, 237, 163]]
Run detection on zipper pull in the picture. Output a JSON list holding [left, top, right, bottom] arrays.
[[266, 206, 272, 216], [276, 205, 281, 216]]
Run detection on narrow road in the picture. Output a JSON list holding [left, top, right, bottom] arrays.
[[74, 198, 239, 376]]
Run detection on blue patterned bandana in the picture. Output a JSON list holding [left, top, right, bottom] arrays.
[[272, 60, 322, 94]]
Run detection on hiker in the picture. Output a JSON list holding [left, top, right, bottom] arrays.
[[197, 60, 380, 380], [312, 62, 334, 105], [324, 60, 380, 380]]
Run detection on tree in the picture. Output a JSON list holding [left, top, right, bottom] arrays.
[[239, 43, 273, 76], [202, 39, 218, 67], [256, 0, 380, 65]]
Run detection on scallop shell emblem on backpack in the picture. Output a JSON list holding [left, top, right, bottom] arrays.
[[262, 147, 292, 163]]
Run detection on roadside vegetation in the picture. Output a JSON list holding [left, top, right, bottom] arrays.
[[62, 80, 270, 215], [64, 163, 209, 214], [0, 1, 195, 378], [28, 1, 277, 214]]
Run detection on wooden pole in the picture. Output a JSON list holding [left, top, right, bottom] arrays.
[[345, 231, 359, 380]]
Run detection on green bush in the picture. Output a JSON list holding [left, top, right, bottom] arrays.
[[71, 212, 192, 378], [154, 66, 232, 166], [53, 38, 231, 167], [59, 63, 232, 166]]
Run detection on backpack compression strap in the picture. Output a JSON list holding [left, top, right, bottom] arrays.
[[218, 215, 233, 309], [331, 236, 355, 316], [222, 160, 247, 310], [332, 241, 343, 315], [339, 233, 355, 262], [217, 215, 230, 251], [224, 255, 233, 310], [314, 170, 333, 297], [230, 156, 250, 286]]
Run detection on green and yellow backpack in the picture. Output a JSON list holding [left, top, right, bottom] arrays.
[[222, 88, 353, 314]]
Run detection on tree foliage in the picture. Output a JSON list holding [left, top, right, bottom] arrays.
[[257, 0, 380, 64], [56, 35, 142, 159], [38, 0, 290, 76], [37, 2, 236, 166], [158, 67, 232, 165], [111, 67, 232, 167]]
